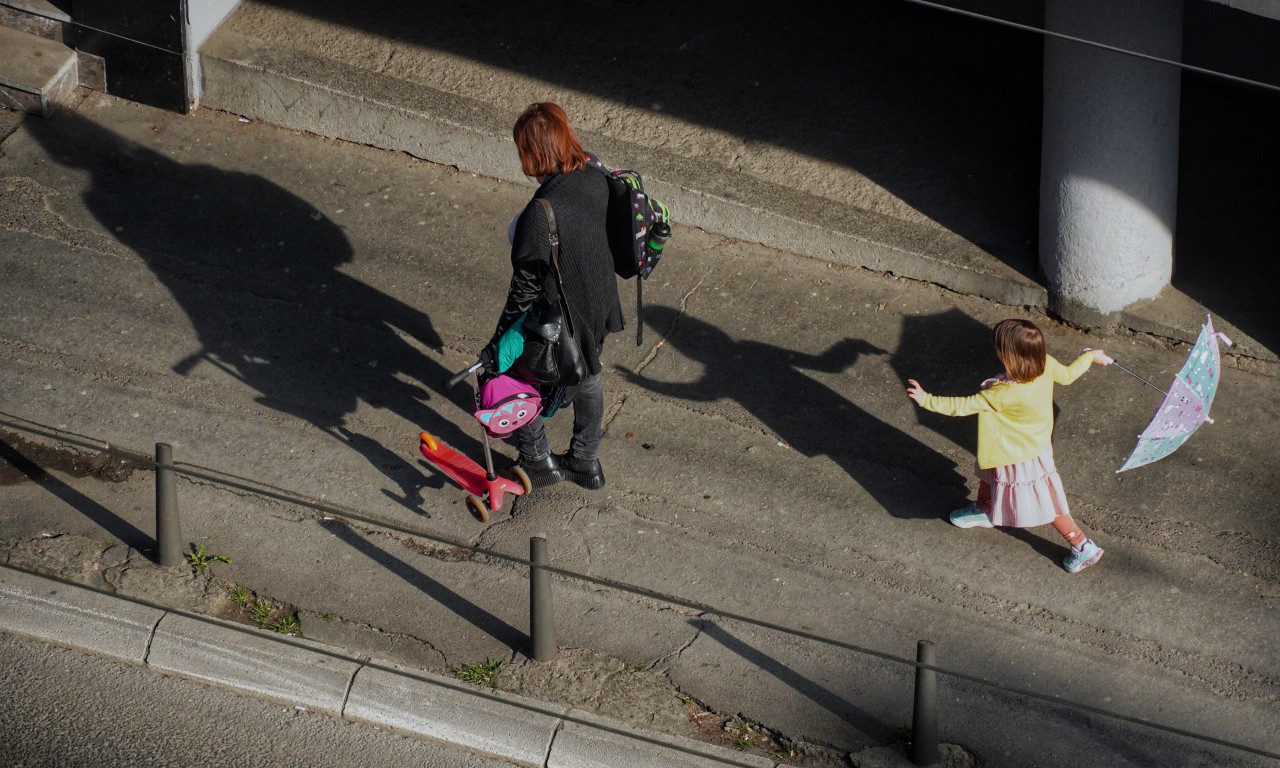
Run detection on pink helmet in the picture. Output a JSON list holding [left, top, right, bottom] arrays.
[[474, 375, 542, 437]]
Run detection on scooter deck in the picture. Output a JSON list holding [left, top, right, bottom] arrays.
[[418, 431, 527, 506], [418, 432, 489, 497]]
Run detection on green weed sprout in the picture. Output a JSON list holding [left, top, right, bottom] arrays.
[[186, 543, 231, 575]]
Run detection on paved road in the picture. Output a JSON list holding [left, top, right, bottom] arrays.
[[1, 92, 1278, 767]]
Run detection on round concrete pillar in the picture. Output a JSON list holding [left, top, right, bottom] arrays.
[[1040, 0, 1183, 325]]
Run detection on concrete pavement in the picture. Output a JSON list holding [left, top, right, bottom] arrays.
[[1, 70, 1278, 768]]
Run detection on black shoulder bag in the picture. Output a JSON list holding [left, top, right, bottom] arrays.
[[510, 198, 588, 388]]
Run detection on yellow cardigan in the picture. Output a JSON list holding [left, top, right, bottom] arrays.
[[917, 353, 1094, 469]]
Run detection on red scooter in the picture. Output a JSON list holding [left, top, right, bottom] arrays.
[[418, 362, 532, 522]]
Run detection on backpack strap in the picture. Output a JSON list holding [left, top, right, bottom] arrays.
[[636, 270, 643, 346], [588, 153, 646, 347]]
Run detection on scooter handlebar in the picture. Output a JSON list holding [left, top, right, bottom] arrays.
[[445, 361, 483, 389]]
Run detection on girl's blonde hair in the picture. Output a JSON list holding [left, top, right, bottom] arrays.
[[993, 318, 1046, 383]]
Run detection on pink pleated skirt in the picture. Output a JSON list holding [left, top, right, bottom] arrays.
[[974, 447, 1071, 528]]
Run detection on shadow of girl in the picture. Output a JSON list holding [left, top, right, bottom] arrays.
[[617, 306, 968, 519]]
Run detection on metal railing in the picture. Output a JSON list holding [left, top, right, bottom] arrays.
[[1, 410, 1276, 765]]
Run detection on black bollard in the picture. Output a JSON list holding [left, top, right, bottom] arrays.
[[155, 443, 182, 567], [529, 536, 556, 661], [910, 639, 940, 765]]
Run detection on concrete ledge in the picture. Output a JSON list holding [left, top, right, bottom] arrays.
[[584, 131, 1047, 310], [0, 0, 71, 23], [0, 25, 77, 117], [200, 31, 519, 186], [0, 530, 936, 767], [0, 4, 66, 39], [345, 664, 564, 765], [199, 28, 1047, 310], [1120, 287, 1278, 366], [147, 612, 360, 716], [549, 708, 778, 768], [0, 564, 162, 663], [0, 565, 789, 768]]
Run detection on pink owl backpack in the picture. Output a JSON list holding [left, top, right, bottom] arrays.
[[474, 375, 542, 438]]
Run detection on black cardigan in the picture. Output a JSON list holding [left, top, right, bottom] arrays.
[[491, 165, 623, 374]]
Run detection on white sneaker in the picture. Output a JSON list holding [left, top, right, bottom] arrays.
[[949, 505, 993, 528], [1063, 539, 1104, 573]]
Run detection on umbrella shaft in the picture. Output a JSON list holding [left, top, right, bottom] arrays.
[[1112, 362, 1168, 395]]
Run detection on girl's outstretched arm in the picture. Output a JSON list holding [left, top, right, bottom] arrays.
[[907, 381, 997, 417], [906, 378, 927, 404], [1053, 348, 1111, 385]]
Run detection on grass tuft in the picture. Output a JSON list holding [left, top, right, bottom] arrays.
[[454, 658, 503, 688]]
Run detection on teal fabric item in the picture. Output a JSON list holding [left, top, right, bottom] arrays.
[[496, 314, 526, 373]]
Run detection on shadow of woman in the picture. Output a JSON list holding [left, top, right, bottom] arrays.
[[22, 111, 479, 495], [616, 306, 968, 519]]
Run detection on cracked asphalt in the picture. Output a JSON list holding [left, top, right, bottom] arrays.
[[1, 92, 1278, 768]]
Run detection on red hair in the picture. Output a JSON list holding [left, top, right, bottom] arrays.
[[513, 102, 589, 178], [992, 319, 1046, 383]]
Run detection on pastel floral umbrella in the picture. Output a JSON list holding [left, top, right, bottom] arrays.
[[1116, 315, 1233, 472]]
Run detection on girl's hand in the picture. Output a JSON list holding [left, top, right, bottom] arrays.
[[906, 379, 926, 404], [1088, 348, 1113, 365]]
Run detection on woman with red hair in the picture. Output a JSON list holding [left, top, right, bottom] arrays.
[[486, 103, 622, 490]]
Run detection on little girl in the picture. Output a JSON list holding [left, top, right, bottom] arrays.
[[906, 318, 1110, 573]]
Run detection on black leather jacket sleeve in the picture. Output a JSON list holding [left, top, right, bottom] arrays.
[[490, 197, 552, 346]]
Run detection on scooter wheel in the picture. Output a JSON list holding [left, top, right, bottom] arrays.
[[465, 495, 489, 523], [510, 465, 533, 495], [420, 432, 438, 452]]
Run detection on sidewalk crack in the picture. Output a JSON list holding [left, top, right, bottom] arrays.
[[649, 613, 704, 669], [631, 270, 709, 377]]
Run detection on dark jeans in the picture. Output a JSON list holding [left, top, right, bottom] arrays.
[[513, 371, 604, 462]]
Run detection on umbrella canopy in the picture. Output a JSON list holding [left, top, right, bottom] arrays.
[[1117, 315, 1233, 472]]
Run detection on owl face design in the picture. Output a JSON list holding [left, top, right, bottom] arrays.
[[476, 394, 539, 436]]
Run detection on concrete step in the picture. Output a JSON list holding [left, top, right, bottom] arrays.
[[0, 0, 70, 33], [197, 23, 1049, 313], [0, 22, 77, 117], [197, 2, 1274, 365]]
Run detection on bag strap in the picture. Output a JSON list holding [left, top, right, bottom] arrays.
[[537, 198, 577, 337]]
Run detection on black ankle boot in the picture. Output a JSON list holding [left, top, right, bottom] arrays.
[[555, 453, 605, 490], [517, 454, 564, 489]]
